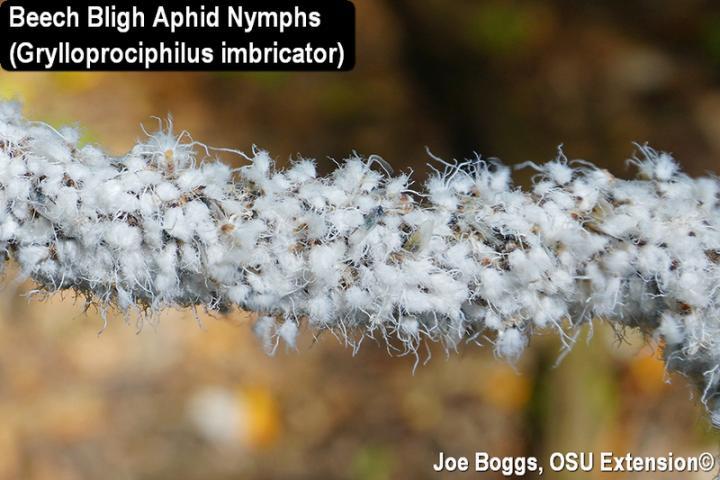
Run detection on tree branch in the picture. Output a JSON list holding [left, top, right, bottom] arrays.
[[1, 102, 719, 423]]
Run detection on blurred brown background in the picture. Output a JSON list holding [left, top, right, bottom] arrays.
[[2, 0, 720, 479]]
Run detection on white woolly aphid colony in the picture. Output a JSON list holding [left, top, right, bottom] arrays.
[[1, 102, 720, 423]]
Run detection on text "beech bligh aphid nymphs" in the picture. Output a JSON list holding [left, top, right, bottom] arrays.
[[0, 0, 355, 71]]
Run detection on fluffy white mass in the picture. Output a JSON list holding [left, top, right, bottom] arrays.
[[1, 102, 720, 422]]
